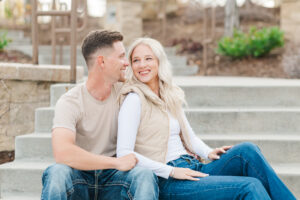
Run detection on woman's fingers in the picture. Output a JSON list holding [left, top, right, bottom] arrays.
[[187, 169, 209, 178], [172, 168, 209, 180], [222, 145, 233, 151], [184, 175, 200, 181]]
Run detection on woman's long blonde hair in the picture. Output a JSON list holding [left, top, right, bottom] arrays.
[[126, 37, 187, 117]]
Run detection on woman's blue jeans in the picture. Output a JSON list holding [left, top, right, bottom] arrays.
[[159, 142, 296, 200], [41, 165, 158, 200]]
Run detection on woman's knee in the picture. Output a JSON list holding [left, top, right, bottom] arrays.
[[233, 142, 261, 156]]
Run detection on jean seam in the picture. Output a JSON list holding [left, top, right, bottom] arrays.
[[94, 170, 98, 200], [162, 186, 246, 197], [214, 155, 267, 184]]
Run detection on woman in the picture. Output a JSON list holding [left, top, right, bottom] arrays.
[[117, 38, 296, 200]]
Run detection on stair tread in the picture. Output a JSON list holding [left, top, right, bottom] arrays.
[[199, 134, 300, 141], [174, 76, 300, 86], [17, 133, 51, 138], [186, 107, 300, 112], [273, 163, 300, 175], [0, 160, 54, 170]]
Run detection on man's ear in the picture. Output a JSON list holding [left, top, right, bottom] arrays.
[[96, 55, 105, 69]]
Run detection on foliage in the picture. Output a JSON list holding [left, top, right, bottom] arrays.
[[0, 31, 12, 51], [217, 27, 284, 59]]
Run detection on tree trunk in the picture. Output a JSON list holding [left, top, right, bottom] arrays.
[[224, 0, 239, 37]]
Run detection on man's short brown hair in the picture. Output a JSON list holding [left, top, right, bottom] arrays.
[[81, 30, 123, 67]]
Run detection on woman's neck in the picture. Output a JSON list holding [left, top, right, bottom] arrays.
[[147, 78, 160, 96]]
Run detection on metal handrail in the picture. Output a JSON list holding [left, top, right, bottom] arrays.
[[31, 0, 87, 83]]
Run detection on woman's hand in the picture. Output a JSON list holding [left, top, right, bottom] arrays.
[[170, 167, 209, 181], [208, 145, 233, 161]]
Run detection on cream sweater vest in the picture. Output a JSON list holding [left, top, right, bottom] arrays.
[[119, 83, 195, 163]]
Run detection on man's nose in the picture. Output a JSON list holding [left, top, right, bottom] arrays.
[[124, 59, 129, 67]]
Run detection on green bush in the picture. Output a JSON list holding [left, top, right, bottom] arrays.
[[217, 27, 284, 59], [0, 31, 12, 51]]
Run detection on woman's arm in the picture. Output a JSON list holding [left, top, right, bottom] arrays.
[[183, 111, 213, 160], [117, 93, 208, 180], [117, 93, 173, 179], [183, 111, 232, 160]]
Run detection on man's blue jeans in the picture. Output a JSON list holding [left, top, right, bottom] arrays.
[[159, 142, 296, 200], [41, 165, 158, 200]]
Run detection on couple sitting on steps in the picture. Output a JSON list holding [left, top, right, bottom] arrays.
[[41, 30, 296, 200]]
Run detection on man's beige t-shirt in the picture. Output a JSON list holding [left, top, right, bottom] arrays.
[[53, 82, 121, 156]]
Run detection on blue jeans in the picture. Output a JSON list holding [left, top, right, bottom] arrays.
[[41, 165, 158, 200], [159, 142, 296, 200]]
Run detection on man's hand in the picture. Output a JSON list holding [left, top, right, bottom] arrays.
[[208, 145, 233, 160], [170, 167, 208, 181], [114, 153, 138, 171]]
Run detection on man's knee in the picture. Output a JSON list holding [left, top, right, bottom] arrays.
[[129, 167, 158, 183], [42, 163, 73, 187]]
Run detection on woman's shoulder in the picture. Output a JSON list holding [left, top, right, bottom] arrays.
[[124, 92, 141, 104]]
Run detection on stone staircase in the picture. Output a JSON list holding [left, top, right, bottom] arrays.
[[176, 76, 300, 198], [7, 40, 198, 76], [0, 84, 76, 200], [1, 47, 300, 198]]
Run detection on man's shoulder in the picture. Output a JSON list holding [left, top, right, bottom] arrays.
[[57, 83, 84, 106]]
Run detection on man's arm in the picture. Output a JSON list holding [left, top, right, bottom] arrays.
[[52, 127, 137, 171]]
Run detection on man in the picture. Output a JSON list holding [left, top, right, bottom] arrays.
[[41, 30, 159, 200]]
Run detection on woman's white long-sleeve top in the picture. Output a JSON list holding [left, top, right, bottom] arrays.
[[117, 93, 213, 179]]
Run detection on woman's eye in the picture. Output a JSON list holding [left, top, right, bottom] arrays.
[[146, 57, 152, 60], [132, 59, 139, 63]]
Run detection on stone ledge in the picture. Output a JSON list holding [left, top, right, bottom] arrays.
[[0, 63, 84, 83]]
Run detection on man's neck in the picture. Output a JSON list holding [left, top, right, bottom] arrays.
[[86, 74, 114, 101]]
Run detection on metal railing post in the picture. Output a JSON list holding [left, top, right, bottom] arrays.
[[70, 0, 77, 83], [51, 0, 57, 64], [31, 0, 87, 83], [32, 0, 38, 64]]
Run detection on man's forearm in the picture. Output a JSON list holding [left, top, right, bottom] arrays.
[[54, 143, 119, 170]]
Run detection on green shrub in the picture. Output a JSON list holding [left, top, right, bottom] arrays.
[[0, 31, 12, 51], [217, 27, 284, 59]]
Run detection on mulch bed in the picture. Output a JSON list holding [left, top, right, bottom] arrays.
[[0, 50, 32, 64], [0, 151, 15, 165]]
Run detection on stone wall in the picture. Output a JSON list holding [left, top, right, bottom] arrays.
[[0, 63, 84, 151], [281, 0, 300, 44]]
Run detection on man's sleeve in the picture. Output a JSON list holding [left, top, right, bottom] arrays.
[[52, 97, 80, 133]]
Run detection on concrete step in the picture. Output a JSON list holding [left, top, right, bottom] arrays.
[[164, 47, 177, 55], [169, 56, 187, 67], [172, 65, 198, 76], [7, 30, 24, 38], [8, 45, 177, 60], [175, 76, 300, 108], [15, 133, 53, 162], [0, 161, 298, 199], [186, 108, 300, 134], [273, 163, 300, 198], [0, 161, 53, 198], [0, 194, 40, 200], [50, 83, 76, 107], [199, 134, 300, 163], [6, 45, 82, 57], [34, 106, 300, 135], [35, 107, 54, 133]]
